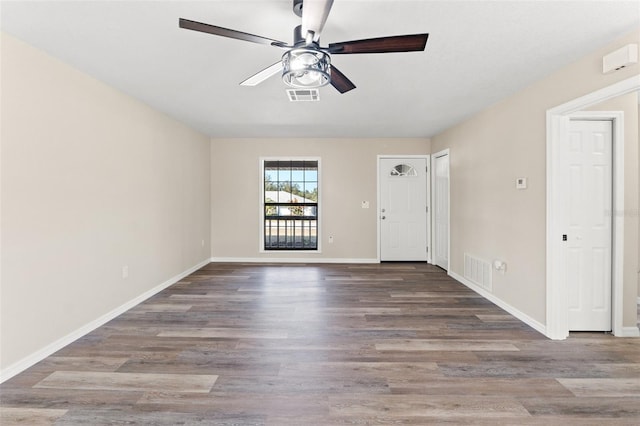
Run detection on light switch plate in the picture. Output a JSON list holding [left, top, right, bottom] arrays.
[[361, 201, 370, 209]]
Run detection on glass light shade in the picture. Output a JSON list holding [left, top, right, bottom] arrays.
[[282, 48, 331, 88]]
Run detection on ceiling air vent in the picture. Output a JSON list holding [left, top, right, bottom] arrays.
[[286, 89, 320, 102]]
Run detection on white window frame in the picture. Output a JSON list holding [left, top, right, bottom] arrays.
[[259, 157, 322, 253]]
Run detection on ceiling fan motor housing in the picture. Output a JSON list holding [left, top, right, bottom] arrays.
[[293, 25, 319, 47]]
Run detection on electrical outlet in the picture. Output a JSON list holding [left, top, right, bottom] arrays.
[[328, 236, 334, 244], [361, 201, 370, 209], [201, 239, 205, 247], [122, 265, 129, 279]]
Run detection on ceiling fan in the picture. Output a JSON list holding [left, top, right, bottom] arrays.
[[179, 0, 429, 94]]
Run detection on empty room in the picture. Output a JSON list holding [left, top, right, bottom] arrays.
[[1, 1, 639, 424]]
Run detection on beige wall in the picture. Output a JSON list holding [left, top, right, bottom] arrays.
[[431, 30, 640, 328], [211, 138, 430, 260], [0, 33, 211, 371]]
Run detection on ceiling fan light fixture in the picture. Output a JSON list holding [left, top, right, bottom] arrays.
[[282, 48, 331, 89]]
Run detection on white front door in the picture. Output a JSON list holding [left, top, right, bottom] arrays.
[[433, 151, 449, 270], [379, 158, 428, 261], [566, 120, 612, 331]]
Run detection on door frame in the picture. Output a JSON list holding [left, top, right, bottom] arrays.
[[546, 75, 639, 340], [431, 149, 450, 271], [377, 155, 431, 263]]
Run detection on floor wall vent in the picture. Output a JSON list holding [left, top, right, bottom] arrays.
[[286, 89, 320, 102], [464, 253, 492, 292]]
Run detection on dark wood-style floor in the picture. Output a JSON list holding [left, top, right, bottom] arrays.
[[1, 262, 639, 425]]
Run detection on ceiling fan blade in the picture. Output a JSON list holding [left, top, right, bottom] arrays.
[[240, 62, 284, 86], [301, 0, 334, 43], [179, 18, 286, 46], [330, 66, 356, 94], [328, 33, 429, 54]]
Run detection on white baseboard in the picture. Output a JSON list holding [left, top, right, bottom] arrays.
[[620, 326, 640, 337], [625, 297, 639, 337], [210, 257, 379, 264], [448, 271, 547, 336], [0, 258, 211, 384]]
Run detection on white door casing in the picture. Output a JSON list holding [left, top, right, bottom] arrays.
[[432, 150, 450, 270], [566, 120, 612, 331], [378, 157, 428, 261], [546, 74, 638, 340]]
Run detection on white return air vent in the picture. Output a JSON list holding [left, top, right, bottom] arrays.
[[286, 89, 320, 102], [464, 253, 492, 292]]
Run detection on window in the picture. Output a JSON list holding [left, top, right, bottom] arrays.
[[390, 164, 417, 177], [263, 159, 318, 250]]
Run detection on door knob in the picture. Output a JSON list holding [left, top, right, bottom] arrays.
[[381, 216, 386, 220]]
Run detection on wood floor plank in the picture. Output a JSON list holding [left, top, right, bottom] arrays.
[[476, 314, 520, 322], [0, 388, 145, 407], [521, 396, 640, 418], [1, 262, 638, 424], [278, 361, 441, 380], [32, 356, 129, 372], [128, 303, 193, 313], [388, 377, 574, 397], [137, 392, 330, 416], [375, 339, 521, 351], [389, 291, 482, 298], [557, 378, 640, 397], [33, 371, 217, 393], [46, 408, 260, 426], [0, 407, 68, 425], [267, 415, 632, 426], [156, 328, 288, 339], [328, 394, 531, 418], [210, 375, 391, 395]]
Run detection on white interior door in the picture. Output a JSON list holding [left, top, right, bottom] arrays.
[[433, 152, 449, 270], [379, 158, 428, 261], [566, 120, 612, 331]]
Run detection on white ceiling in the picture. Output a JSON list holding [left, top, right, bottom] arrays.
[[1, 1, 639, 138]]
